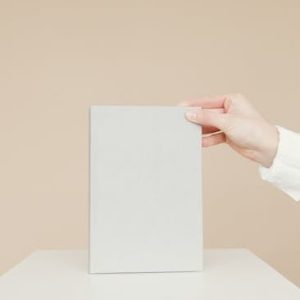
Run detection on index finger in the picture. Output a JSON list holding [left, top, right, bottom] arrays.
[[179, 95, 226, 109]]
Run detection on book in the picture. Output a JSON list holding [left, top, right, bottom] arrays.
[[89, 106, 202, 273]]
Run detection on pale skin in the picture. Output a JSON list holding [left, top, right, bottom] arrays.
[[181, 94, 279, 168]]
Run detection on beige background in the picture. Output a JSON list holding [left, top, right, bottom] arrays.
[[1, 0, 300, 286]]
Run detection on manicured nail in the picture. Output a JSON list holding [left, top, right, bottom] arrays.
[[177, 101, 189, 106], [185, 110, 198, 122]]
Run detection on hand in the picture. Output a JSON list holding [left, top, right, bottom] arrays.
[[181, 94, 279, 168]]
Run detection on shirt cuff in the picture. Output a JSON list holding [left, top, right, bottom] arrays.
[[259, 126, 300, 201]]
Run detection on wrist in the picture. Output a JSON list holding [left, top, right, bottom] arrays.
[[257, 124, 279, 168]]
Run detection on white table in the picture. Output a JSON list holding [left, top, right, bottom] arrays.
[[0, 249, 299, 299]]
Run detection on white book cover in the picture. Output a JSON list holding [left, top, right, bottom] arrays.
[[89, 106, 203, 273]]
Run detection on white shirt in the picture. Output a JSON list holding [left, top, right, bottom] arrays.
[[259, 126, 300, 201]]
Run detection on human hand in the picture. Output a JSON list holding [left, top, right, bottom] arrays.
[[181, 94, 279, 168]]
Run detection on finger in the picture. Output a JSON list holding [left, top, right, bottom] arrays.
[[185, 108, 225, 113], [183, 108, 224, 134], [202, 126, 221, 134], [185, 109, 228, 131], [179, 96, 226, 109], [202, 132, 226, 147], [205, 108, 225, 113], [179, 105, 225, 114]]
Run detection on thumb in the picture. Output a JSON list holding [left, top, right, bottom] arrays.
[[185, 109, 228, 132]]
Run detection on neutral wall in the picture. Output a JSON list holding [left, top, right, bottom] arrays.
[[1, 0, 300, 286]]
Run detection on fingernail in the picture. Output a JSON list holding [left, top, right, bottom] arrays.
[[177, 101, 189, 106], [185, 110, 198, 121]]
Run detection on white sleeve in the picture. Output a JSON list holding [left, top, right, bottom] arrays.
[[259, 126, 300, 201]]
